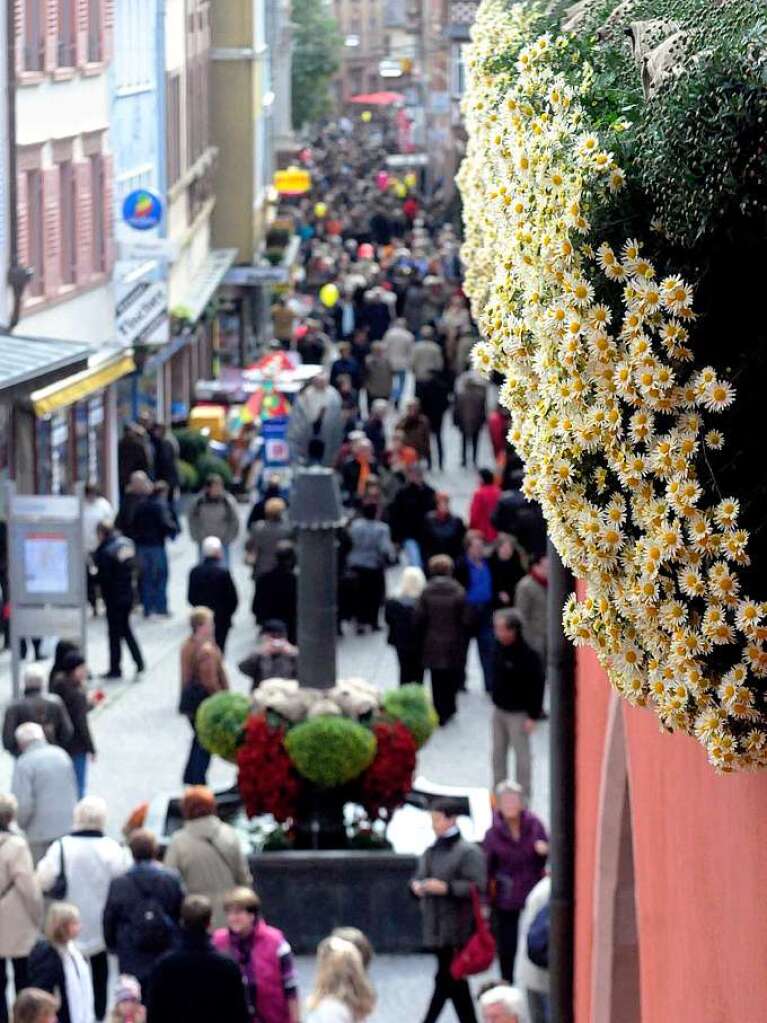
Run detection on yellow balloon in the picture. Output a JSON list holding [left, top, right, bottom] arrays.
[[320, 283, 340, 308], [361, 110, 372, 123], [394, 182, 407, 198], [314, 202, 328, 218], [404, 172, 417, 189]]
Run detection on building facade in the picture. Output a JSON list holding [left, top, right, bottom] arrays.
[[333, 0, 387, 102], [162, 0, 235, 422], [12, 0, 133, 501]]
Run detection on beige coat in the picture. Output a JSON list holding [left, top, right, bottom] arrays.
[[163, 815, 252, 929], [0, 831, 43, 957]]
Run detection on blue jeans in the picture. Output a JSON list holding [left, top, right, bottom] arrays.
[[469, 603, 495, 692], [392, 369, 407, 407], [71, 752, 87, 799], [137, 544, 168, 615], [403, 539, 423, 569]]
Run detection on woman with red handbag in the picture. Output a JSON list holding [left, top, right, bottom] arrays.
[[410, 798, 487, 1023]]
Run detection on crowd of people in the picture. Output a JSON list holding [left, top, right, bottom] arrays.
[[0, 114, 554, 1023]]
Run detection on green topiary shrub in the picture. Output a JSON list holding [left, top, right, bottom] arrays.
[[381, 685, 438, 749], [174, 429, 208, 465], [285, 716, 377, 788], [195, 453, 233, 487], [196, 692, 251, 762], [264, 248, 285, 266], [177, 459, 199, 493]]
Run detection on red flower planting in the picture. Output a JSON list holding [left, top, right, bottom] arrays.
[[358, 720, 417, 818], [236, 714, 302, 823]]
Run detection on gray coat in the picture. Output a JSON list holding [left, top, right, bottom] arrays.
[[415, 833, 487, 948], [188, 492, 241, 545], [11, 741, 77, 844]]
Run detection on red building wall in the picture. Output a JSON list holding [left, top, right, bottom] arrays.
[[574, 647, 767, 1021]]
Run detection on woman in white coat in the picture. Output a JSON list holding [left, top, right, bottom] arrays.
[[305, 936, 375, 1023], [0, 793, 43, 1023], [37, 797, 130, 1021]]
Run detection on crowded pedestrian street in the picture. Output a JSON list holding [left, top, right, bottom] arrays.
[[3, 1, 766, 1022]]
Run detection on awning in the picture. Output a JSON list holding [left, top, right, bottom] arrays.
[[0, 333, 91, 393], [348, 91, 404, 106], [172, 248, 238, 325], [31, 351, 136, 416]]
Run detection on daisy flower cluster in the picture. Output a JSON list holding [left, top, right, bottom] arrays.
[[457, 0, 764, 772]]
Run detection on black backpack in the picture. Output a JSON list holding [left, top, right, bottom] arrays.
[[527, 902, 550, 969], [127, 875, 174, 954]]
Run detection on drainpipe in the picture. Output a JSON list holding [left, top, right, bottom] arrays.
[[548, 540, 576, 1023], [5, 1, 31, 329]]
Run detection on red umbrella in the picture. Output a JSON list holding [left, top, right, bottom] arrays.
[[349, 91, 404, 106]]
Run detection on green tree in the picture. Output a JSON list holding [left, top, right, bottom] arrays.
[[291, 0, 342, 129]]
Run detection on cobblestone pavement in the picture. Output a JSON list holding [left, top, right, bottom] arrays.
[[0, 418, 550, 1021]]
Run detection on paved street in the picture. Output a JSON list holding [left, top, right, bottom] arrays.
[[0, 421, 550, 1020]]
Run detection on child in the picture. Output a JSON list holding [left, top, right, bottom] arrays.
[[109, 977, 146, 1023]]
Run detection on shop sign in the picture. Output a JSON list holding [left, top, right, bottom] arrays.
[[122, 189, 164, 231], [118, 237, 179, 262], [273, 168, 312, 196], [116, 280, 169, 346], [223, 265, 289, 286]]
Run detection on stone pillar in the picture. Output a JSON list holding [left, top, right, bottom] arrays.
[[293, 467, 344, 689]]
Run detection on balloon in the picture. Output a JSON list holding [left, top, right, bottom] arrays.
[[357, 243, 374, 260], [361, 110, 372, 123], [376, 171, 389, 191], [320, 283, 340, 308], [404, 172, 417, 189], [314, 201, 328, 218], [394, 182, 407, 198]]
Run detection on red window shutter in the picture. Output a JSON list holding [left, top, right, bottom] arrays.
[[102, 0, 112, 62], [101, 152, 114, 273], [44, 0, 57, 72], [75, 160, 92, 284], [76, 0, 87, 65], [43, 167, 62, 297], [16, 171, 29, 267]]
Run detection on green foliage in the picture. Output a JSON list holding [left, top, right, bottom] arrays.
[[196, 692, 251, 762], [177, 459, 199, 493], [174, 429, 208, 465], [381, 685, 438, 749], [264, 248, 285, 266], [195, 453, 233, 487], [291, 0, 342, 129], [285, 716, 377, 788]]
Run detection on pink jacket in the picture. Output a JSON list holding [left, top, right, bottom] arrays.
[[213, 919, 292, 1023]]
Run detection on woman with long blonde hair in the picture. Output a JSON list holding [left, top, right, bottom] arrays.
[[305, 936, 375, 1023]]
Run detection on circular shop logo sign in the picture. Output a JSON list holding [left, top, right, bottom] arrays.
[[122, 189, 164, 231]]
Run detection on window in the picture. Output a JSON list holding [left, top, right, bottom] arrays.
[[26, 170, 44, 297], [166, 73, 182, 184], [87, 0, 103, 61], [57, 0, 76, 67], [23, 0, 44, 71], [58, 161, 76, 284], [90, 155, 105, 273]]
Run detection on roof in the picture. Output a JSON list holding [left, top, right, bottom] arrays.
[[0, 332, 92, 394], [30, 349, 136, 416]]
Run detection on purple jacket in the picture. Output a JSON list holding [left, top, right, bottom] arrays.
[[483, 810, 548, 911]]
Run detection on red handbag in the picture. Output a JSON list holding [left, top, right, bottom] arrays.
[[450, 884, 497, 980]]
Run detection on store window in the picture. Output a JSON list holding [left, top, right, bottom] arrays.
[[37, 411, 71, 495]]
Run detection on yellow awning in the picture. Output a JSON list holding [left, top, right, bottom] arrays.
[[31, 352, 136, 416]]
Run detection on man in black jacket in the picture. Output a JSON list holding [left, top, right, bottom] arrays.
[[132, 483, 178, 618], [103, 828, 184, 990], [187, 536, 239, 653], [387, 464, 437, 567], [147, 895, 248, 1023], [491, 609, 545, 796], [94, 522, 145, 680], [2, 665, 73, 756]]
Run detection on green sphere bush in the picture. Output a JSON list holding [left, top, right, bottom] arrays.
[[177, 459, 199, 493], [174, 428, 208, 465], [196, 453, 233, 487], [196, 692, 251, 762], [381, 685, 438, 749], [285, 716, 377, 788]]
